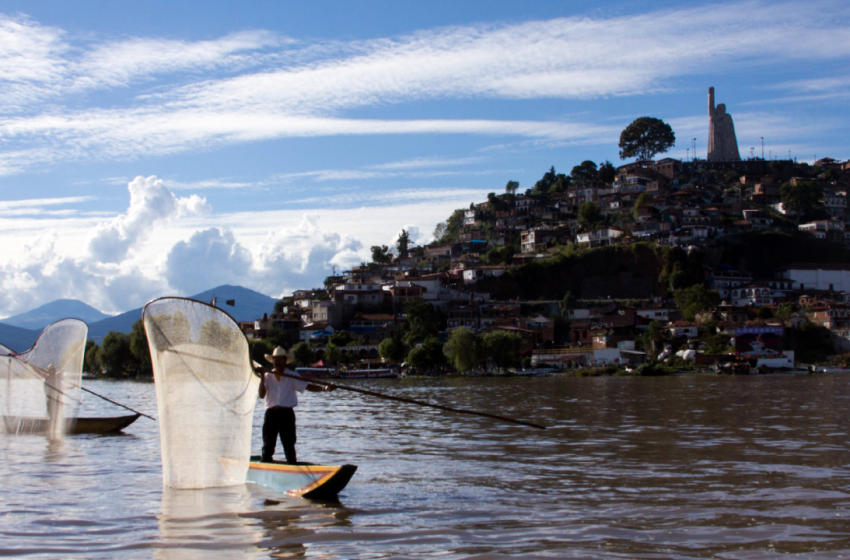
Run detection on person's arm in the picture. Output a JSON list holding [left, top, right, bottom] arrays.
[[306, 383, 335, 393], [258, 375, 267, 399]]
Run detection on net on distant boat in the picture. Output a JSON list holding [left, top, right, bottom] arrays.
[[0, 319, 87, 436], [143, 297, 260, 489]]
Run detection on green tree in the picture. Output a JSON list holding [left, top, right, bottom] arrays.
[[445, 327, 481, 372], [371, 245, 393, 264], [619, 117, 676, 162], [505, 180, 519, 195], [487, 192, 509, 213], [484, 244, 515, 266], [83, 340, 101, 376], [444, 208, 465, 239], [402, 299, 441, 345], [396, 229, 412, 258], [577, 202, 603, 230], [481, 331, 522, 371], [756, 306, 774, 319], [571, 160, 598, 185], [776, 302, 797, 323], [558, 291, 577, 316], [266, 323, 294, 349], [291, 341, 313, 366], [248, 338, 274, 367], [323, 343, 341, 366], [632, 192, 654, 220], [780, 180, 823, 222], [129, 319, 153, 377], [638, 320, 663, 356], [433, 221, 447, 242], [97, 331, 133, 378], [378, 336, 407, 362], [406, 337, 445, 370], [328, 330, 353, 347], [674, 285, 721, 321], [533, 166, 558, 194], [598, 160, 616, 184]]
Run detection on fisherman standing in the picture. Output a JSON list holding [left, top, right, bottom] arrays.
[[256, 346, 335, 464]]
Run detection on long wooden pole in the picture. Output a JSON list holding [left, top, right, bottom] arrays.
[[257, 367, 546, 430], [78, 386, 156, 421], [23, 360, 155, 421]]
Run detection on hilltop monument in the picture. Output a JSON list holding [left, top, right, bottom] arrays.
[[707, 87, 740, 161]]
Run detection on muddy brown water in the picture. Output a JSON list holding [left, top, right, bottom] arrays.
[[2, 374, 850, 559]]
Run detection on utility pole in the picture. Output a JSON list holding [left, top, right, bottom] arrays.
[[761, 137, 764, 159], [692, 138, 697, 160], [686, 148, 689, 162]]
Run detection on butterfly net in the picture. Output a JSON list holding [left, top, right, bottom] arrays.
[[0, 319, 87, 436], [144, 298, 259, 489]]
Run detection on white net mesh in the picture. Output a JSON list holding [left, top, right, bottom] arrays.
[[143, 298, 260, 489], [0, 319, 87, 436]]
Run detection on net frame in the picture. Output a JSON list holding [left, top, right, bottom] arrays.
[[143, 297, 260, 489], [0, 319, 87, 436]]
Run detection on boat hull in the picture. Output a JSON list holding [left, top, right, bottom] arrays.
[[3, 413, 140, 435], [222, 456, 357, 500]]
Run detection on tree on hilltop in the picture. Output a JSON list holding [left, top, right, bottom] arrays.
[[598, 160, 616, 184], [571, 160, 598, 185], [505, 180, 519, 195], [533, 166, 570, 194], [619, 117, 676, 162], [396, 229, 411, 258], [371, 245, 393, 264]]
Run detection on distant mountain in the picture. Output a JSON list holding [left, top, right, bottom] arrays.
[[0, 323, 40, 353], [1, 299, 112, 331], [87, 285, 277, 343]]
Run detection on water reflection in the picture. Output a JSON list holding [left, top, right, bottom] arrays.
[[6, 377, 850, 558], [157, 486, 263, 560], [156, 485, 353, 559]]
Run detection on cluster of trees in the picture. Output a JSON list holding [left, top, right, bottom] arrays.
[[445, 328, 523, 372], [84, 319, 152, 378], [780, 180, 824, 223], [371, 229, 414, 264]]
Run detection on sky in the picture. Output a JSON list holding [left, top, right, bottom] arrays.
[[0, 0, 848, 317]]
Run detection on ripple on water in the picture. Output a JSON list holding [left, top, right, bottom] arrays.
[[4, 376, 850, 558]]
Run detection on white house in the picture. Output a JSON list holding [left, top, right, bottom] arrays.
[[780, 264, 850, 292], [462, 265, 507, 284]]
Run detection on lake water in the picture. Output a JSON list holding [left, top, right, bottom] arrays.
[[3, 374, 850, 559]]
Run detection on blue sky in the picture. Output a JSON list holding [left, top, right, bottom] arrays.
[[0, 0, 848, 317]]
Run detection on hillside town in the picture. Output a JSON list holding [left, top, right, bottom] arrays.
[[238, 89, 850, 375]]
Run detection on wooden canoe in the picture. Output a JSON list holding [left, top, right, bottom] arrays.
[[221, 456, 357, 500], [3, 413, 140, 435]]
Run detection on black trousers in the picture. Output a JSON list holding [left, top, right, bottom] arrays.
[[262, 407, 297, 463]]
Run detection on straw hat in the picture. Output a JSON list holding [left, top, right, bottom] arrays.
[[265, 346, 295, 365]]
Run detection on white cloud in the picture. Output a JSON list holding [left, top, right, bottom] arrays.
[[72, 31, 281, 91], [87, 175, 209, 263], [0, 232, 166, 317], [176, 194, 212, 217], [0, 3, 847, 173], [0, 177, 455, 315], [163, 228, 253, 295], [254, 213, 362, 283]]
